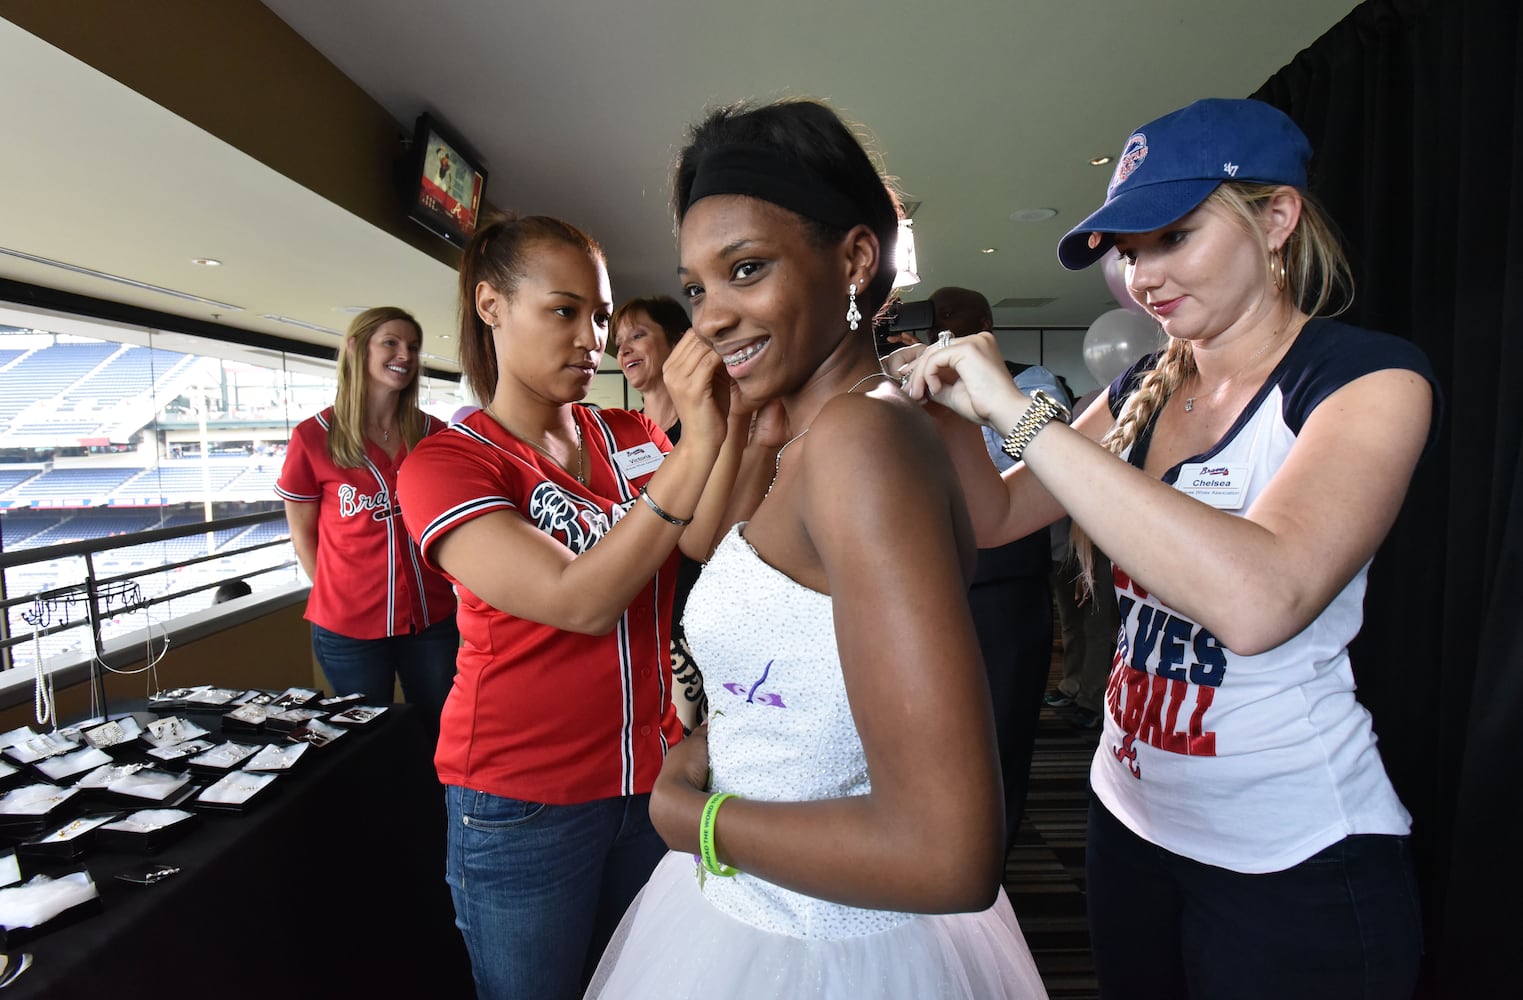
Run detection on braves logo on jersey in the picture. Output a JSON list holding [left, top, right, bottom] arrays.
[[338, 483, 397, 521], [525, 480, 611, 554]]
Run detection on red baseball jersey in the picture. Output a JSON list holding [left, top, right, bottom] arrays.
[[398, 405, 683, 804], [276, 407, 456, 639]]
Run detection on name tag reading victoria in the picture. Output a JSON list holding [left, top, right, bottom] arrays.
[[612, 443, 665, 480], [1175, 463, 1251, 510]]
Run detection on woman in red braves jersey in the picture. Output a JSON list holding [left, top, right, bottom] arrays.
[[396, 213, 738, 1000], [276, 306, 458, 732], [905, 99, 1435, 999]]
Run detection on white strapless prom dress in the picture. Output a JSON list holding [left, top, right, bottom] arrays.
[[587, 525, 1049, 998]]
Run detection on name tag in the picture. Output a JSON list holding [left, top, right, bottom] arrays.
[[1176, 463, 1250, 509], [612, 442, 665, 479]]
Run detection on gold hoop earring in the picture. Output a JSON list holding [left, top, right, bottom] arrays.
[[1269, 248, 1288, 292]]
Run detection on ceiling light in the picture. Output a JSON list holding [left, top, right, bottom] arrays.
[[1090, 155, 1113, 166], [261, 314, 341, 336], [1009, 208, 1058, 223], [0, 246, 245, 311], [892, 218, 919, 289], [980, 247, 998, 254], [190, 258, 222, 267]]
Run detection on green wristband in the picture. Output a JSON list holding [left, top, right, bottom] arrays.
[[698, 791, 740, 877]]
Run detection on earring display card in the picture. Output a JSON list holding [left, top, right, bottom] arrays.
[[318, 692, 364, 708], [327, 705, 390, 727], [194, 770, 277, 811], [142, 717, 210, 750], [0, 853, 18, 889], [230, 690, 276, 707], [97, 808, 197, 854], [0, 760, 20, 791]]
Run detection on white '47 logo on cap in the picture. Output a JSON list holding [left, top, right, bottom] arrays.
[[1223, 162, 1240, 177]]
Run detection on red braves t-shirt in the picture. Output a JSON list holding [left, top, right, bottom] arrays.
[[276, 407, 456, 639], [398, 405, 683, 804]]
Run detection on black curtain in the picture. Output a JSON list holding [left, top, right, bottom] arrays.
[[1253, 0, 1521, 994]]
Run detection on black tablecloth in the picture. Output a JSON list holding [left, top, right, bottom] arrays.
[[2, 701, 473, 998]]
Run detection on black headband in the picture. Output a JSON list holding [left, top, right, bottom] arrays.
[[684, 144, 862, 232]]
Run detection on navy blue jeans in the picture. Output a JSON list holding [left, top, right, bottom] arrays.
[[443, 786, 666, 1000], [309, 616, 458, 725], [1086, 795, 1422, 999]]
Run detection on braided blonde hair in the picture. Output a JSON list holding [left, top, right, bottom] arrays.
[[1068, 181, 1352, 593]]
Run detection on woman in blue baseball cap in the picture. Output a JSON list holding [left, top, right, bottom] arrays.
[[905, 97, 1434, 999]]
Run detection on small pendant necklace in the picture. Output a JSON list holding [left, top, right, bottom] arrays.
[[766, 371, 892, 496], [488, 407, 586, 485], [1182, 315, 1296, 413]]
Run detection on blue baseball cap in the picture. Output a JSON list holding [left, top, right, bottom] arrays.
[[1056, 98, 1313, 271]]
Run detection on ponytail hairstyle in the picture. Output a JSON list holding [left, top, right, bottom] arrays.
[[329, 306, 426, 468], [457, 213, 606, 407], [672, 98, 903, 326], [1068, 180, 1354, 592]]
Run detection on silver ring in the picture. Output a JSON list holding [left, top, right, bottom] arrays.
[[935, 330, 953, 350]]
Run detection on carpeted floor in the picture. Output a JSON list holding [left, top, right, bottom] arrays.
[[1003, 653, 1103, 999]]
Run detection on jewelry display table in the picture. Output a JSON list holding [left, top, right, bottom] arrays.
[[0, 699, 471, 998]]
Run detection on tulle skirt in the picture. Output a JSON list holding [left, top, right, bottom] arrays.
[[586, 853, 1049, 999]]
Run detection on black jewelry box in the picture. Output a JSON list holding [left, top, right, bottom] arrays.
[[191, 770, 279, 813], [16, 813, 120, 862], [95, 808, 198, 854], [0, 870, 104, 949]]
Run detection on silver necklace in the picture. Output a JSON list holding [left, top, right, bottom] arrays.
[[488, 407, 586, 484], [766, 371, 891, 496], [1182, 316, 1294, 413]]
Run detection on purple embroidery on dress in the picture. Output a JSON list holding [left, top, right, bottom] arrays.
[[722, 659, 787, 708]]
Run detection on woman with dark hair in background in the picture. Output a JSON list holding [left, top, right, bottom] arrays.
[[587, 99, 1046, 998], [612, 295, 690, 439], [906, 98, 1434, 999], [397, 213, 741, 1000], [276, 306, 457, 723], [612, 294, 708, 729]]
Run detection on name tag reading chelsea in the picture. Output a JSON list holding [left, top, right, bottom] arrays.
[[613, 442, 665, 479], [1175, 463, 1250, 510]]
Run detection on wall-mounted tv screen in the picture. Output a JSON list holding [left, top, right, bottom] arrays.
[[407, 113, 487, 249]]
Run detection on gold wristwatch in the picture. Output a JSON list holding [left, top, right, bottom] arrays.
[[999, 389, 1071, 462]]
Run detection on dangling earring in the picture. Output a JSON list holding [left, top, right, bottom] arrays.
[[846, 283, 861, 331], [1269, 247, 1288, 292]]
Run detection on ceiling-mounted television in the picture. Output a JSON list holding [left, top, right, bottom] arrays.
[[407, 112, 487, 249]]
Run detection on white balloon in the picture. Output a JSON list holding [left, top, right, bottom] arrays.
[[1083, 309, 1161, 387]]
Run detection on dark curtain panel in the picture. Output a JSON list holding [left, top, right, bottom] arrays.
[[1254, 0, 1521, 994]]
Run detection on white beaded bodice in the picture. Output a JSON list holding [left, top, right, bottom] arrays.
[[681, 524, 912, 940]]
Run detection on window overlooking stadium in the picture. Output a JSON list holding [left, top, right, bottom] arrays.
[[0, 309, 466, 673]]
